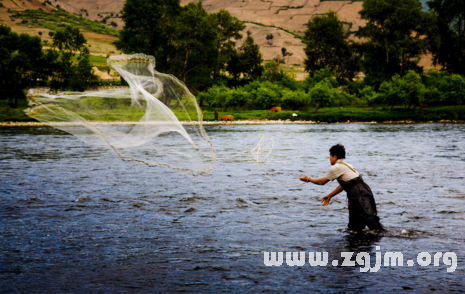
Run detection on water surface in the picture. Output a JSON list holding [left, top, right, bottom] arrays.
[[1, 123, 464, 292]]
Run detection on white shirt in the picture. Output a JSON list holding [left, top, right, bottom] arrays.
[[324, 159, 359, 182]]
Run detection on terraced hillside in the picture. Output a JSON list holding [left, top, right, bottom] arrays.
[[0, 0, 435, 68], [0, 0, 120, 56], [180, 0, 366, 34]]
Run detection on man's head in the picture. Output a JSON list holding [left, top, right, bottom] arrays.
[[329, 144, 345, 165]]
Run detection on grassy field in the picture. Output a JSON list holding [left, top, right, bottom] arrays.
[[5, 8, 121, 56], [2, 99, 464, 123], [203, 106, 465, 122], [11, 8, 119, 37]]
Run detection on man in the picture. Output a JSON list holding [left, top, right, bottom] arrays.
[[300, 144, 384, 231], [214, 110, 219, 122]]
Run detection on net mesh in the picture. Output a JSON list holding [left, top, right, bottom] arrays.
[[25, 54, 217, 175]]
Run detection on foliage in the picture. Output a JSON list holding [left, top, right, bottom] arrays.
[[358, 86, 380, 106], [12, 8, 119, 36], [226, 87, 250, 110], [172, 2, 218, 90], [47, 26, 98, 91], [378, 70, 426, 109], [226, 35, 263, 82], [442, 74, 465, 106], [0, 25, 47, 107], [281, 89, 311, 110], [213, 9, 246, 80], [115, 0, 181, 76], [427, 0, 465, 75], [308, 79, 336, 112], [303, 10, 360, 82], [115, 0, 253, 92], [263, 60, 284, 83], [304, 66, 339, 90], [356, 0, 434, 87]]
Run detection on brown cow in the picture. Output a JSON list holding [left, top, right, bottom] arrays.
[[268, 107, 282, 113], [221, 115, 234, 122], [420, 103, 429, 108]]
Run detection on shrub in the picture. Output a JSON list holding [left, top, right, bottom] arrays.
[[442, 74, 465, 106], [281, 89, 310, 110], [308, 79, 336, 112], [226, 88, 249, 110]]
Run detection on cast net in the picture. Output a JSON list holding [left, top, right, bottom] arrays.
[[25, 54, 217, 175]]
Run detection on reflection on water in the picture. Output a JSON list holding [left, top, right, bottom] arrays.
[[1, 123, 464, 292]]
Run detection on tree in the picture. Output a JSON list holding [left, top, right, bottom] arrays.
[[226, 35, 263, 83], [427, 0, 465, 75], [266, 33, 274, 45], [47, 26, 98, 91], [171, 2, 218, 90], [263, 60, 285, 83], [356, 0, 435, 86], [237, 35, 263, 79], [212, 9, 245, 80], [114, 0, 181, 75], [304, 66, 339, 90], [281, 47, 292, 63], [114, 0, 221, 92], [0, 24, 47, 107], [303, 10, 360, 83]]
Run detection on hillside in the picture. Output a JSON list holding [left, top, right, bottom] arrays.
[[0, 0, 436, 69], [53, 0, 366, 65]]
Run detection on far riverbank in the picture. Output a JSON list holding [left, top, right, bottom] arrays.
[[1, 119, 464, 127], [1, 104, 465, 124]]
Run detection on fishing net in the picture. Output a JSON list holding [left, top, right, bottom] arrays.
[[25, 54, 217, 175]]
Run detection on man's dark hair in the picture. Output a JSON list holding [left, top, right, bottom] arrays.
[[329, 144, 345, 159]]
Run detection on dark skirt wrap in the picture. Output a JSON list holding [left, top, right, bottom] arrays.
[[337, 175, 384, 231]]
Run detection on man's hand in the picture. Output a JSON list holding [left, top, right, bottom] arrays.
[[321, 195, 331, 206], [299, 174, 310, 182]]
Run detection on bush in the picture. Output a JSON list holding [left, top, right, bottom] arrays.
[[308, 79, 336, 112], [197, 85, 229, 109], [378, 71, 426, 109], [304, 66, 338, 90], [358, 86, 379, 106], [281, 89, 310, 110], [442, 74, 465, 106], [226, 88, 249, 110]]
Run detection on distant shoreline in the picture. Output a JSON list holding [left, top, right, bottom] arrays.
[[1, 119, 464, 127]]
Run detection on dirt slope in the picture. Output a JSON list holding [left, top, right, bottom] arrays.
[[0, 0, 436, 68]]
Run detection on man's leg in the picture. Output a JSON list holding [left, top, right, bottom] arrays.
[[364, 214, 385, 231], [348, 207, 366, 231]]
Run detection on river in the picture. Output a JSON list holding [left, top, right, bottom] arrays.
[[1, 123, 464, 292]]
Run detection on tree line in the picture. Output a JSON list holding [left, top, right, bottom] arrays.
[[198, 65, 465, 112], [306, 0, 464, 88], [0, 24, 98, 107], [114, 0, 263, 92], [116, 0, 464, 110], [1, 0, 464, 111]]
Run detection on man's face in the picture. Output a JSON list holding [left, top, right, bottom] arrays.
[[330, 154, 338, 165]]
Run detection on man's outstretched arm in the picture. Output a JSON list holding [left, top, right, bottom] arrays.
[[299, 174, 329, 185], [321, 185, 344, 206]]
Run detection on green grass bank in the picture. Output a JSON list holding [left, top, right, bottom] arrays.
[[2, 100, 465, 123]]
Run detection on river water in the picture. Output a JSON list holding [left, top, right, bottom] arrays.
[[1, 123, 464, 293]]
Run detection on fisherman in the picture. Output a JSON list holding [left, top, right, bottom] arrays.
[[300, 144, 385, 231]]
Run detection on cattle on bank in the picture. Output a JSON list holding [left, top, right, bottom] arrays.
[[268, 107, 281, 113], [221, 115, 234, 122]]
